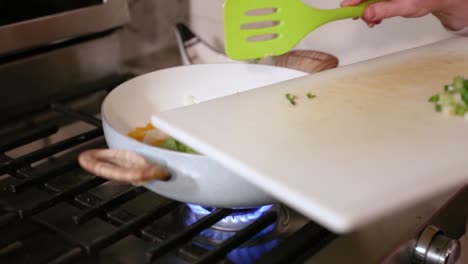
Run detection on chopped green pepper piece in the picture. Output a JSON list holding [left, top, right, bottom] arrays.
[[160, 137, 198, 154], [428, 94, 439, 103], [285, 93, 297, 105], [454, 76, 465, 90], [430, 75, 468, 117], [307, 92, 316, 99], [160, 137, 178, 150], [455, 104, 467, 116], [462, 90, 468, 104], [439, 93, 454, 106]]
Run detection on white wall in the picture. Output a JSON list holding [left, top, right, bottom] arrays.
[[188, 0, 452, 65]]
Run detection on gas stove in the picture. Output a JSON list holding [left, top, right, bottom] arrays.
[[0, 1, 467, 263], [0, 75, 336, 264], [1, 71, 467, 264]]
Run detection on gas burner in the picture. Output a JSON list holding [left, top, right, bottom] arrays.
[[183, 203, 290, 248], [227, 239, 281, 264], [187, 204, 273, 232], [184, 204, 286, 264]]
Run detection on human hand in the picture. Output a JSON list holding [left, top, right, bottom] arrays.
[[341, 0, 468, 31]]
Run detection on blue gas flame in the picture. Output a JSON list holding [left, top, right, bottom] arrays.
[[185, 204, 281, 264], [187, 204, 273, 224]]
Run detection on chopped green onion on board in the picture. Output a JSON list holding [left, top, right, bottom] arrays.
[[428, 75, 468, 119], [285, 93, 297, 105], [285, 92, 318, 105]]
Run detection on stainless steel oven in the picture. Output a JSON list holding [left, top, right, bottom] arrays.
[[0, 2, 467, 264], [1, 0, 129, 111]]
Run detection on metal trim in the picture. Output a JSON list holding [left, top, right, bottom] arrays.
[[0, 0, 130, 57], [413, 225, 440, 264]]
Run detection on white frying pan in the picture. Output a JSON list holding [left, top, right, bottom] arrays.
[[78, 60, 335, 208]]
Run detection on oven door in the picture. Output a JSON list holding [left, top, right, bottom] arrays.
[[0, 0, 130, 57]]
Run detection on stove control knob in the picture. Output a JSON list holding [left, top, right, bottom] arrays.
[[413, 226, 461, 264]]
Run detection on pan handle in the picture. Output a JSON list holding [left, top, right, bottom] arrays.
[[78, 149, 170, 185], [275, 50, 338, 74]]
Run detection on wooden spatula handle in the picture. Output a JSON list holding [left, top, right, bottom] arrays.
[[78, 149, 170, 185], [275, 50, 339, 74]]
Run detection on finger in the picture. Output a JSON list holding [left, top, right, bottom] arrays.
[[363, 1, 413, 22], [362, 19, 373, 27], [366, 19, 382, 28]]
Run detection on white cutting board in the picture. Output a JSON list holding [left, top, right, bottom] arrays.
[[151, 37, 468, 233]]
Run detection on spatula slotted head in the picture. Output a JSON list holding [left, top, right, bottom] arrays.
[[224, 0, 377, 60], [224, 0, 324, 61]]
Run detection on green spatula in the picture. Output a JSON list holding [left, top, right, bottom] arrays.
[[224, 0, 381, 60]]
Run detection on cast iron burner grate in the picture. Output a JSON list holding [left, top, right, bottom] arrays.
[[186, 204, 274, 232], [0, 75, 336, 264]]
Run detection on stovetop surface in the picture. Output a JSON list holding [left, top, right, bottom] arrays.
[[0, 75, 335, 264]]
